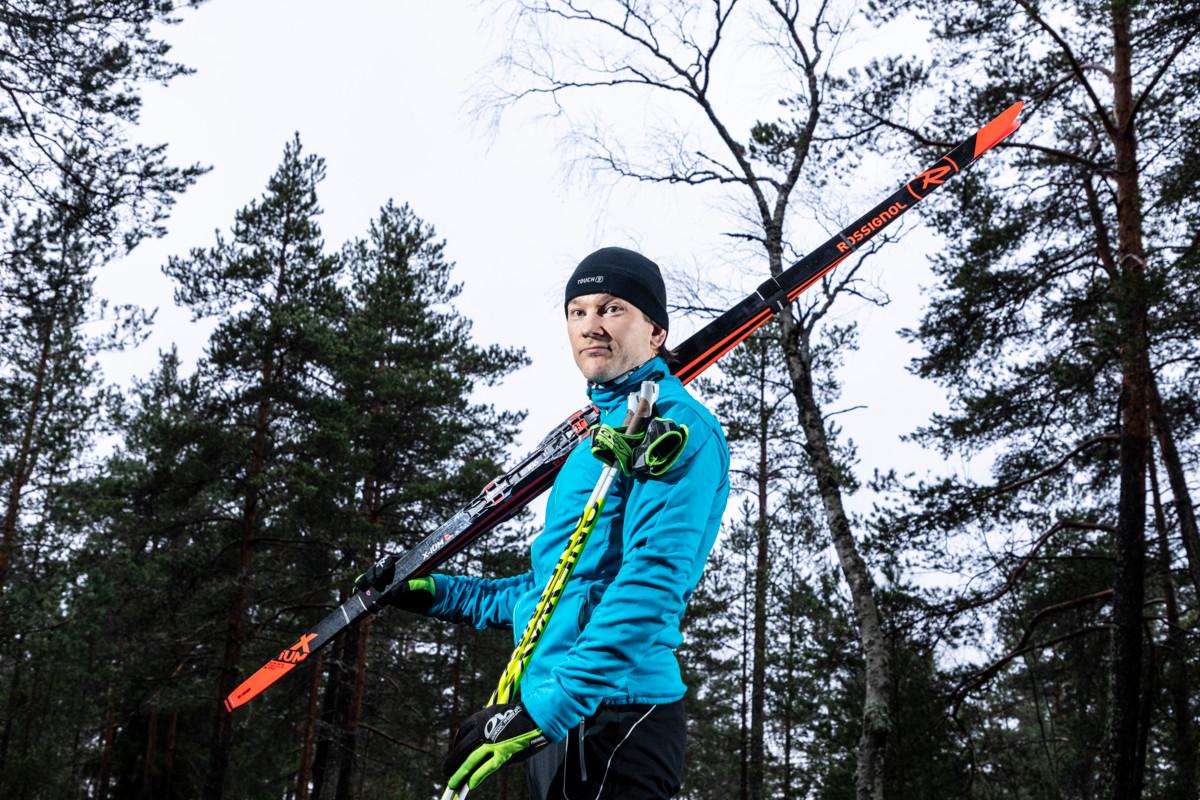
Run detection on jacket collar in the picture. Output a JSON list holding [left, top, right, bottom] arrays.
[[586, 356, 669, 412]]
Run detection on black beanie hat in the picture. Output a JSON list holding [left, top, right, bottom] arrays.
[[564, 246, 669, 331]]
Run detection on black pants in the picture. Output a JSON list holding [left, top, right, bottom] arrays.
[[525, 700, 686, 800]]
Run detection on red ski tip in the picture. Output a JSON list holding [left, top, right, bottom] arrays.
[[973, 101, 1023, 158]]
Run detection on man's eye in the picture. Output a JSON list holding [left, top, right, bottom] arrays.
[[605, 304, 623, 314]]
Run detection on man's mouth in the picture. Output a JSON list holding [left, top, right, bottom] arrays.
[[581, 346, 610, 355]]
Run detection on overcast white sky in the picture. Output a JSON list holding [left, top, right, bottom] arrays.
[[96, 1, 980, 529]]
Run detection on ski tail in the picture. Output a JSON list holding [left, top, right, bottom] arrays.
[[224, 591, 377, 711], [672, 100, 1022, 384], [223, 406, 598, 713], [224, 657, 298, 713]]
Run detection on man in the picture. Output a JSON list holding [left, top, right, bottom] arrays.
[[361, 246, 730, 799]]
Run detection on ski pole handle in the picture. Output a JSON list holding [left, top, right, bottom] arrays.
[[625, 380, 657, 435]]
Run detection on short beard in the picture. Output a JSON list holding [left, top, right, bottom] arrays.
[[586, 356, 652, 386]]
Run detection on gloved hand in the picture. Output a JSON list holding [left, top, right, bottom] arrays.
[[354, 554, 435, 614], [442, 703, 548, 793]]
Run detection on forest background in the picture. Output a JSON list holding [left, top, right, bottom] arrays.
[[1, 2, 1196, 800]]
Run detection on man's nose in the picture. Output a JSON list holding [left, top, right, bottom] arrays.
[[580, 313, 607, 337]]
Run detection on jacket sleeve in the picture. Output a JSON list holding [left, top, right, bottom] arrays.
[[520, 419, 728, 740], [427, 571, 534, 630], [424, 477, 567, 629]]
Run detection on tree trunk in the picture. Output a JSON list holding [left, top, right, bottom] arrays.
[[296, 653, 324, 800], [203, 382, 272, 800], [749, 351, 770, 800], [0, 318, 54, 592], [1134, 633, 1155, 793], [0, 652, 21, 776], [1149, 453, 1197, 799], [334, 617, 371, 800], [1101, 5, 1151, 798], [70, 716, 83, 800], [163, 712, 178, 799], [447, 622, 462, 743], [310, 634, 345, 800], [782, 564, 797, 800], [1149, 379, 1200, 600], [139, 708, 158, 800], [739, 545, 750, 800], [97, 702, 116, 800], [779, 319, 890, 800], [333, 475, 383, 800]]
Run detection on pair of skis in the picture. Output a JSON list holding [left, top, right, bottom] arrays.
[[224, 101, 1025, 713]]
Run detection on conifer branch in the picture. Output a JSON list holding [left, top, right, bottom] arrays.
[[1013, 0, 1114, 136], [953, 612, 1110, 710], [984, 434, 1119, 497], [936, 518, 1115, 618]]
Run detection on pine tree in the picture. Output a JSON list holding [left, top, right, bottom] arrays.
[[855, 2, 1200, 795], [680, 325, 890, 800], [0, 200, 149, 792], [0, 0, 204, 251], [162, 133, 344, 799], [699, 329, 810, 800], [59, 349, 226, 799], [306, 200, 527, 799], [0, 208, 139, 591], [677, 533, 749, 800]]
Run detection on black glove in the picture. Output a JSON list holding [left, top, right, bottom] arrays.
[[632, 417, 689, 477], [443, 703, 548, 792], [354, 554, 435, 614]]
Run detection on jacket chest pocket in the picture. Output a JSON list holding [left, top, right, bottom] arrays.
[[576, 581, 609, 630]]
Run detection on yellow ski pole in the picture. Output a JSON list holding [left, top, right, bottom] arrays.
[[440, 381, 658, 800]]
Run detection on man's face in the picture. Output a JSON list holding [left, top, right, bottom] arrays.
[[567, 293, 667, 383]]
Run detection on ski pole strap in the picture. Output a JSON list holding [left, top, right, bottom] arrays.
[[590, 424, 645, 476], [591, 415, 688, 478], [632, 417, 688, 478]]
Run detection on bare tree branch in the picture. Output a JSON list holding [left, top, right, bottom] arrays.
[[1131, 25, 1200, 121]]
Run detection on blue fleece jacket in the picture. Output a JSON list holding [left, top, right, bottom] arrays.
[[427, 357, 730, 742]]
